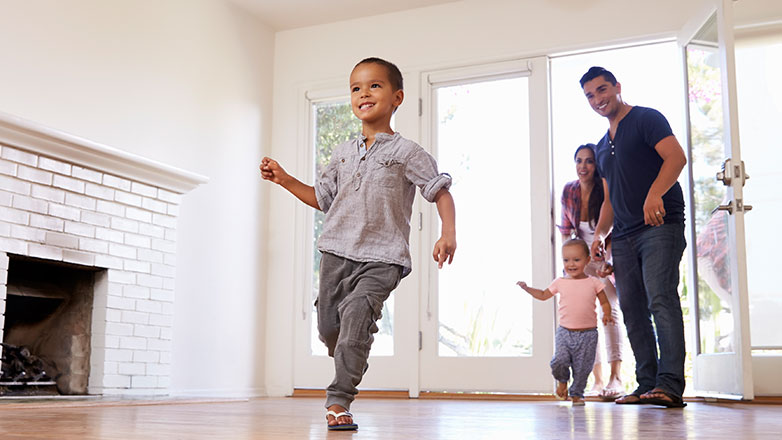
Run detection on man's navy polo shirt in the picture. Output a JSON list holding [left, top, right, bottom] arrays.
[[595, 106, 685, 239]]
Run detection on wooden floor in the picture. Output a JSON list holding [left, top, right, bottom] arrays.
[[0, 396, 780, 439]]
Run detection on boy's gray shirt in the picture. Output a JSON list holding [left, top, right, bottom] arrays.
[[315, 132, 451, 277]]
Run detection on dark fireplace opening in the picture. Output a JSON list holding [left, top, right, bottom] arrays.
[[2, 255, 102, 396]]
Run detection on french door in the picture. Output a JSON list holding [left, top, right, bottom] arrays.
[[679, 0, 754, 399], [418, 57, 555, 393]]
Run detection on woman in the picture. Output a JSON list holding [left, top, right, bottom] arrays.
[[558, 143, 624, 400]]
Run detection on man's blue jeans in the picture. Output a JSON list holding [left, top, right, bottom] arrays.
[[612, 222, 687, 397]]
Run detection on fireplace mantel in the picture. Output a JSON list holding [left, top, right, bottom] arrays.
[[0, 112, 208, 194]]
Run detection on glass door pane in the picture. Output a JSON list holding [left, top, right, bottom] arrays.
[[686, 42, 736, 354], [309, 100, 396, 356], [294, 98, 410, 391], [435, 78, 533, 357], [419, 58, 554, 393]]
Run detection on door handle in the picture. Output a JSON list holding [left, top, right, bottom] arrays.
[[711, 203, 733, 215], [715, 158, 750, 187], [736, 198, 752, 213], [716, 158, 732, 186], [710, 199, 752, 215]]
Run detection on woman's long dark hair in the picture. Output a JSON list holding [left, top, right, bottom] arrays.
[[574, 144, 604, 227]]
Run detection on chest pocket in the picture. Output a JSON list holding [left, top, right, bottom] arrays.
[[334, 155, 352, 188], [372, 155, 404, 188]]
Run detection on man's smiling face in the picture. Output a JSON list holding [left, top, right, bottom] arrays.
[[583, 76, 622, 119]]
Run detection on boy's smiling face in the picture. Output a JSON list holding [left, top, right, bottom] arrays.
[[349, 62, 404, 126]]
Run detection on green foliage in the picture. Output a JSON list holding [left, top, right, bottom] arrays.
[[314, 102, 362, 172]]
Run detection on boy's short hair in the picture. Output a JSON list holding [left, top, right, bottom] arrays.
[[579, 66, 618, 88], [355, 57, 404, 91], [563, 238, 590, 258]]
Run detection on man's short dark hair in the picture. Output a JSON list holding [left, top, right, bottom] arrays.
[[355, 57, 404, 91], [580, 66, 617, 88]]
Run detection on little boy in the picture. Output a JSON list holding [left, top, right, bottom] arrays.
[[517, 239, 612, 406], [260, 58, 456, 430]]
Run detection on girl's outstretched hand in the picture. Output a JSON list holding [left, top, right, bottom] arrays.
[[516, 281, 528, 290]]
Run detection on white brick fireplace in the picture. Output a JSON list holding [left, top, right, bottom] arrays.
[[0, 113, 207, 396]]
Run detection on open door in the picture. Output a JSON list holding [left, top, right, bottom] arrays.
[[679, 0, 753, 399]]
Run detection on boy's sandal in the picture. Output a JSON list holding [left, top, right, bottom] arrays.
[[639, 389, 687, 408], [326, 410, 359, 431]]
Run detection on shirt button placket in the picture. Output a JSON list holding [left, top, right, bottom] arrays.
[[354, 159, 362, 191]]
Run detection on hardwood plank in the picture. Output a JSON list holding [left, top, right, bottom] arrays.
[[0, 396, 779, 439]]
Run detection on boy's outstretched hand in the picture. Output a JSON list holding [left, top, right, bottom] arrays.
[[260, 157, 289, 184], [432, 235, 456, 269]]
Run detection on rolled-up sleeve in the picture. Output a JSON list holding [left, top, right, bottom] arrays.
[[315, 159, 339, 213], [557, 182, 577, 236], [405, 148, 452, 202], [557, 192, 574, 235]]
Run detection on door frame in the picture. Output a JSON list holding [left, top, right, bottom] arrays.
[[416, 56, 556, 393]]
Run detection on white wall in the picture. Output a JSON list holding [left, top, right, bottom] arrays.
[[0, 0, 275, 397], [267, 0, 782, 395]]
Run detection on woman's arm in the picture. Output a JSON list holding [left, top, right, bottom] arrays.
[[597, 290, 613, 325]]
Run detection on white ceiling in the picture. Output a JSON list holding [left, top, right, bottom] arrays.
[[226, 0, 460, 31]]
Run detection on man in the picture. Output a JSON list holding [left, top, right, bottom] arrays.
[[581, 66, 688, 408]]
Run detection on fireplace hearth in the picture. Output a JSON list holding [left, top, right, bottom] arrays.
[[1, 255, 100, 396]]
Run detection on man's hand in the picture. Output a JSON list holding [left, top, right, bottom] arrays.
[[643, 193, 666, 226], [432, 235, 456, 269]]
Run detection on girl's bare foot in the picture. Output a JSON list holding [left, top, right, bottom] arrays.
[[555, 381, 568, 400]]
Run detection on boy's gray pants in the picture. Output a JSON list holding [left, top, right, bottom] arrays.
[[317, 252, 402, 410], [551, 326, 599, 398]]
